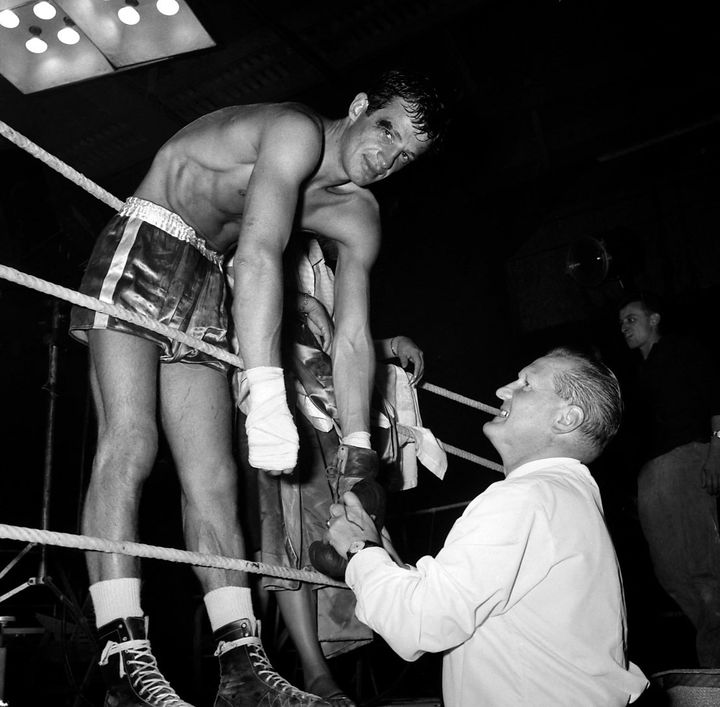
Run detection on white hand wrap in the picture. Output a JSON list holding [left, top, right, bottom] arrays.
[[342, 431, 372, 449], [244, 367, 299, 471]]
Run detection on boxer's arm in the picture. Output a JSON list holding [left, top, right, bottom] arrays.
[[232, 112, 321, 368], [232, 112, 322, 473], [330, 208, 381, 437]]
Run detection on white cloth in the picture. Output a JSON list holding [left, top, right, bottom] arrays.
[[293, 238, 337, 432], [295, 237, 335, 317], [295, 386, 337, 433], [373, 364, 447, 487], [346, 458, 649, 707]]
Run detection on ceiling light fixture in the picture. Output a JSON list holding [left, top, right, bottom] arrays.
[[0, 9, 20, 28], [117, 0, 140, 25], [25, 25, 48, 53], [32, 1, 56, 20], [57, 17, 80, 45], [0, 0, 215, 93], [156, 0, 179, 16]]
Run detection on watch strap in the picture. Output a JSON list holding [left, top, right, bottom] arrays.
[[346, 540, 382, 561]]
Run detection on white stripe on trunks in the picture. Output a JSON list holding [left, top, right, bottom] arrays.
[[93, 217, 143, 329]]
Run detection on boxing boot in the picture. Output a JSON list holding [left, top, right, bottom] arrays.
[[214, 619, 330, 706], [97, 616, 195, 707], [309, 445, 386, 579]]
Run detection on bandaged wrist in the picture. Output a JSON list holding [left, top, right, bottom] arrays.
[[245, 367, 298, 471], [245, 366, 285, 404], [342, 431, 371, 449]]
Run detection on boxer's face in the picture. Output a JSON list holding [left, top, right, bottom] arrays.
[[342, 94, 431, 186]]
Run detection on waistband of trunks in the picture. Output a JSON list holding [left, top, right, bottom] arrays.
[[120, 196, 224, 267]]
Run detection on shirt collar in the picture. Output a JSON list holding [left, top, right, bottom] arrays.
[[506, 457, 586, 479]]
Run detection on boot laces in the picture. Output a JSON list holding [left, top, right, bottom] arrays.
[[100, 638, 192, 707]]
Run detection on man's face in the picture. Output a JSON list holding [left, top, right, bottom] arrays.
[[343, 95, 432, 186], [483, 356, 570, 471], [618, 301, 655, 351]]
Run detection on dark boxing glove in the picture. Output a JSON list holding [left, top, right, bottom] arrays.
[[309, 445, 386, 579]]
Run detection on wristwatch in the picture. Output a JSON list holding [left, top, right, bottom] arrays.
[[712, 430, 720, 439], [346, 539, 382, 560]]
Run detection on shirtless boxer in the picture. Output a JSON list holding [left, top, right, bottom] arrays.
[[69, 68, 446, 707]]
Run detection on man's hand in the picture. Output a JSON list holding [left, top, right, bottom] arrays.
[[301, 293, 334, 354], [393, 336, 425, 385], [244, 366, 299, 475], [327, 491, 381, 558]]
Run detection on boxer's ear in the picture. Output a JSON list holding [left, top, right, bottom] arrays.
[[348, 93, 369, 122]]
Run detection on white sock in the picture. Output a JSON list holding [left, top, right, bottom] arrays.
[[342, 431, 371, 449], [203, 587, 255, 633], [89, 578, 142, 628]]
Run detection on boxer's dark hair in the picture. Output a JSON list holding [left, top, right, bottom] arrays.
[[365, 68, 448, 146]]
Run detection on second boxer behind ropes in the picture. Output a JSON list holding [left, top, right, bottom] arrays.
[[69, 69, 447, 706]]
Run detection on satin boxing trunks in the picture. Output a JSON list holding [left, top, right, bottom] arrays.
[[69, 197, 231, 373]]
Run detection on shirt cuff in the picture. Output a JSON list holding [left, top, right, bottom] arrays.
[[345, 546, 393, 589]]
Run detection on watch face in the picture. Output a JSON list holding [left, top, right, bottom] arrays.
[[348, 540, 365, 555]]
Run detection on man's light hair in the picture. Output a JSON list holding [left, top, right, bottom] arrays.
[[546, 347, 623, 457]]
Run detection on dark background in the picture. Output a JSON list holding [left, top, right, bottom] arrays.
[[2, 0, 720, 704]]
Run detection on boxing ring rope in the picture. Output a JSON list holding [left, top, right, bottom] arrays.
[[0, 263, 504, 474], [428, 440, 502, 474], [0, 118, 503, 587], [418, 382, 500, 416], [0, 524, 346, 600], [0, 120, 123, 211], [0, 263, 244, 368]]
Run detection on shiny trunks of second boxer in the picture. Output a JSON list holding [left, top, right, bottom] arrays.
[[69, 197, 231, 373]]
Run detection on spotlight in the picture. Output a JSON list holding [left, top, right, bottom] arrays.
[[32, 2, 57, 20], [25, 26, 48, 53], [156, 0, 180, 16], [57, 17, 80, 45], [0, 9, 20, 28], [118, 0, 141, 25]]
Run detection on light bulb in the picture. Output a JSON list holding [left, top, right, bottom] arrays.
[[156, 0, 179, 16], [58, 26, 80, 44], [0, 9, 20, 28], [33, 2, 56, 20], [118, 2, 140, 25], [26, 36, 48, 53]]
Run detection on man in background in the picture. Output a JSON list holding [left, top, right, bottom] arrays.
[[618, 291, 720, 667]]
